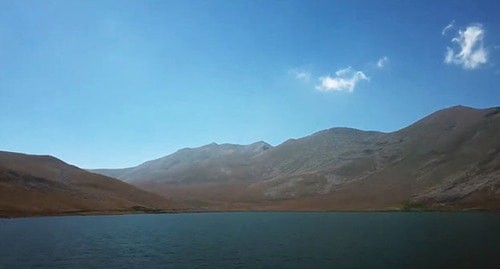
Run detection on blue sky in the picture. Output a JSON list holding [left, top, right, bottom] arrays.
[[1, 0, 500, 168]]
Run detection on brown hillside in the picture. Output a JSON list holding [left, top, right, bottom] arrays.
[[0, 151, 172, 217], [93, 106, 500, 211]]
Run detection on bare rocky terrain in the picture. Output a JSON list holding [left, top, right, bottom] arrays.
[[0, 151, 172, 217], [93, 106, 500, 211], [2, 105, 499, 217]]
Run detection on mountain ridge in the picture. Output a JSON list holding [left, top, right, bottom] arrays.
[[92, 105, 500, 211], [2, 105, 499, 216]]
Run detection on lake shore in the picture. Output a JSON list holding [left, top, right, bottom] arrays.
[[2, 207, 499, 219]]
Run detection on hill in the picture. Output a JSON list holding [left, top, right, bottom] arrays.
[[0, 151, 172, 217]]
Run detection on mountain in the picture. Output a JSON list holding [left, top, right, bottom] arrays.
[[93, 141, 272, 184], [93, 105, 500, 211], [0, 151, 172, 217]]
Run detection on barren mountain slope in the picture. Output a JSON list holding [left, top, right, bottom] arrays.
[[94, 106, 500, 210], [0, 151, 172, 217], [93, 141, 272, 184]]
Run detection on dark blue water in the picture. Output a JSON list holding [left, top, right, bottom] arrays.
[[0, 212, 499, 269]]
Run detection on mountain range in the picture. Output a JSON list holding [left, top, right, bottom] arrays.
[[93, 105, 500, 211], [1, 105, 499, 217]]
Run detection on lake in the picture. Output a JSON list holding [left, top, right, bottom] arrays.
[[0, 212, 499, 269]]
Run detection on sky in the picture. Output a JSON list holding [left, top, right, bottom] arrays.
[[1, 0, 500, 169]]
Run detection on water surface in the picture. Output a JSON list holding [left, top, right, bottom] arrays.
[[0, 212, 499, 269]]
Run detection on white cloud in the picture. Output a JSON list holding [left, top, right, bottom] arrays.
[[376, 56, 389, 68], [444, 24, 488, 70], [441, 20, 455, 35], [315, 67, 368, 92], [289, 69, 311, 82]]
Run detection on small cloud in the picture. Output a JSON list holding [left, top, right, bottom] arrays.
[[289, 69, 311, 82], [444, 23, 488, 70], [441, 20, 455, 36], [376, 56, 389, 68], [315, 67, 368, 92]]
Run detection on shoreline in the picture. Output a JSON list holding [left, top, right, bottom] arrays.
[[2, 207, 500, 219]]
